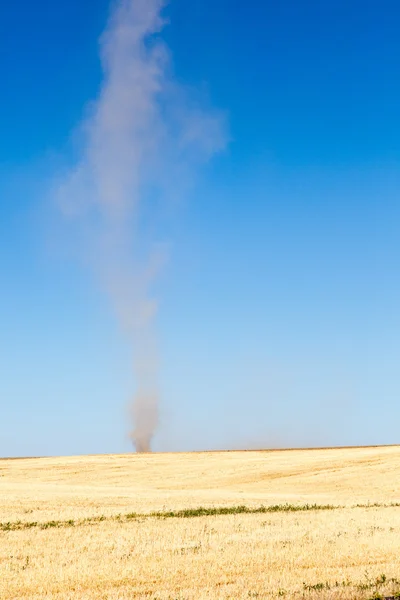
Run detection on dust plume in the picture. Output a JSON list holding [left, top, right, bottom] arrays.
[[55, 0, 226, 451]]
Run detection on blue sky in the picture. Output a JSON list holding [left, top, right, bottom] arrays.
[[1, 0, 400, 456]]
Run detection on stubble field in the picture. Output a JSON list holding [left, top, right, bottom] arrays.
[[1, 446, 400, 600]]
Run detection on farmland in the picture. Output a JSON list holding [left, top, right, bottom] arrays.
[[1, 446, 400, 599]]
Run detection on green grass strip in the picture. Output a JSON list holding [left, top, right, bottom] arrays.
[[1, 501, 399, 532], [141, 502, 336, 519]]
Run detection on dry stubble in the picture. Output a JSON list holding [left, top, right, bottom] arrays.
[[1, 446, 400, 599]]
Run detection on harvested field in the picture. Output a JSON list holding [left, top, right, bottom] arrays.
[[1, 446, 400, 599]]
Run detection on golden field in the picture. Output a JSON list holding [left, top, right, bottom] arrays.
[[1, 446, 400, 599]]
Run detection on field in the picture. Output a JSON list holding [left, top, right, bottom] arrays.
[[1, 446, 400, 599]]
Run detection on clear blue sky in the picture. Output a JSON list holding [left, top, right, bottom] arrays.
[[1, 0, 400, 456]]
